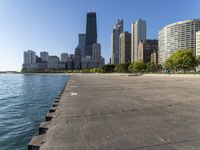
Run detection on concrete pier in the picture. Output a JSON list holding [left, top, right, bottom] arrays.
[[29, 74, 200, 150]]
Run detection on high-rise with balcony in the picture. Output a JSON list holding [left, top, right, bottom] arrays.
[[196, 31, 200, 57], [111, 19, 124, 64], [158, 19, 200, 65], [131, 19, 146, 62], [23, 50, 36, 64]]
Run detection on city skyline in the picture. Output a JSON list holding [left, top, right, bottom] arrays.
[[0, 0, 200, 71]]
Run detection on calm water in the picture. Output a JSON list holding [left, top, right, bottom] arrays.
[[0, 74, 69, 150]]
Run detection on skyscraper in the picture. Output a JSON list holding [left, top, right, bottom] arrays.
[[77, 34, 86, 58], [158, 19, 200, 65], [119, 32, 131, 63], [85, 12, 97, 57], [111, 19, 124, 64], [131, 19, 146, 62]]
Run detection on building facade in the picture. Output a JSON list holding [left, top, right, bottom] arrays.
[[131, 19, 146, 62], [111, 19, 124, 64], [138, 40, 158, 63], [77, 33, 86, 58], [151, 51, 158, 64], [23, 50, 36, 64], [61, 53, 69, 63], [196, 31, 200, 57], [92, 43, 101, 61], [40, 51, 49, 62], [74, 48, 81, 70], [158, 19, 200, 65], [85, 12, 97, 57], [119, 32, 131, 63]]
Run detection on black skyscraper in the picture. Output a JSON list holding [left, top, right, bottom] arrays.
[[85, 12, 97, 57]]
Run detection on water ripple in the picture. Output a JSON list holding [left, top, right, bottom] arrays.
[[0, 74, 69, 150]]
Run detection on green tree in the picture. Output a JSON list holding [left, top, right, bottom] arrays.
[[146, 62, 157, 72], [128, 61, 146, 73], [101, 65, 116, 73], [165, 49, 197, 72], [114, 63, 130, 73]]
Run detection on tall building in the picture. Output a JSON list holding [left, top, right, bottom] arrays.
[[92, 43, 101, 61], [77, 34, 86, 58], [23, 50, 36, 64], [111, 19, 124, 64], [61, 53, 69, 63], [158, 19, 200, 65], [131, 19, 146, 62], [74, 48, 81, 70], [119, 32, 131, 63], [196, 31, 200, 57], [138, 40, 158, 63], [40, 51, 49, 62], [85, 12, 97, 57]]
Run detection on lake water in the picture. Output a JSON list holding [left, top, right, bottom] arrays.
[[0, 74, 70, 150]]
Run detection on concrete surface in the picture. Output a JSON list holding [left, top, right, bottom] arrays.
[[40, 75, 200, 150]]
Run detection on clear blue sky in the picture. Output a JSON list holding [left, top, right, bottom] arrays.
[[0, 0, 199, 71]]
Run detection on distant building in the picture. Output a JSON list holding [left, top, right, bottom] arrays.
[[138, 40, 158, 63], [119, 32, 131, 63], [131, 19, 146, 62], [40, 51, 49, 62], [47, 56, 65, 69], [111, 19, 124, 64], [85, 12, 97, 57], [23, 50, 36, 64], [23, 50, 37, 69], [158, 19, 200, 65], [77, 34, 86, 58], [36, 56, 42, 63], [48, 56, 60, 64], [92, 43, 101, 61], [74, 48, 81, 70], [61, 53, 69, 63]]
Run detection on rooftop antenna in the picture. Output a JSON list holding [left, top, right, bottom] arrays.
[[92, 0, 96, 12]]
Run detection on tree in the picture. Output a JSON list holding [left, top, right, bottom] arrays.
[[165, 49, 197, 72], [128, 61, 146, 73], [146, 62, 157, 72], [114, 63, 130, 73], [101, 65, 116, 73]]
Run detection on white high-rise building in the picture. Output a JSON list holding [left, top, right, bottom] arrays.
[[196, 31, 200, 57], [131, 19, 146, 62], [77, 34, 86, 58], [111, 19, 124, 64], [61, 53, 69, 62], [40, 51, 49, 62], [92, 43, 101, 61], [23, 50, 36, 64], [158, 19, 200, 65]]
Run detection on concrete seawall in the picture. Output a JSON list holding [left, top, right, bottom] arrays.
[[28, 74, 200, 150]]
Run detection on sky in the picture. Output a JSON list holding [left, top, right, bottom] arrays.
[[0, 0, 200, 71]]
